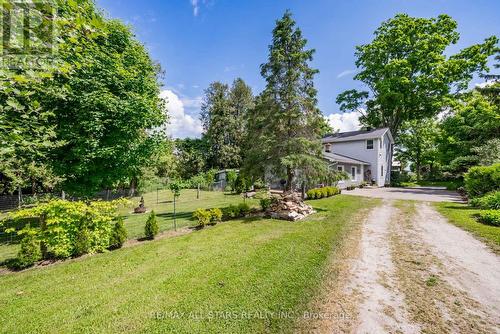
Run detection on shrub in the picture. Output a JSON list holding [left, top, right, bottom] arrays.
[[109, 218, 127, 249], [469, 191, 500, 210], [238, 203, 251, 216], [221, 205, 238, 220], [464, 164, 500, 198], [11, 227, 41, 269], [192, 208, 211, 228], [260, 198, 273, 211], [209, 208, 223, 223], [306, 189, 315, 199], [145, 211, 159, 239], [74, 227, 92, 256], [8, 199, 130, 259], [306, 187, 340, 200], [477, 210, 500, 227]]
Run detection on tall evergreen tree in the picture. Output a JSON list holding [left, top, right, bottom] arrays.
[[200, 79, 253, 169], [244, 11, 326, 191]]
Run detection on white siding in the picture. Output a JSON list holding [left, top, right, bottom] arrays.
[[325, 131, 393, 187]]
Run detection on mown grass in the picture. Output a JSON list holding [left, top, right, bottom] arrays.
[[434, 202, 500, 254], [0, 195, 377, 334], [118, 189, 258, 239], [400, 180, 462, 190], [0, 189, 257, 264]]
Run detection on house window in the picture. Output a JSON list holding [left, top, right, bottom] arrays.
[[366, 139, 374, 150], [381, 165, 384, 177], [337, 165, 344, 172], [325, 144, 331, 153], [351, 167, 356, 180], [380, 138, 383, 148]]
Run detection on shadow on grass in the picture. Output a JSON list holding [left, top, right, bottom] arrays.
[[156, 211, 194, 220]]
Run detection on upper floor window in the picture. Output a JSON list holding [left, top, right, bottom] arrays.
[[324, 144, 331, 153], [380, 138, 383, 148], [366, 139, 374, 150]]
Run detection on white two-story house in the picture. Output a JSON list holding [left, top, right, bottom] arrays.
[[322, 127, 394, 187]]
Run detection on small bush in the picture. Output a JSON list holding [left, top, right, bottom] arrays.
[[238, 203, 251, 216], [260, 198, 273, 211], [470, 191, 500, 210], [314, 189, 322, 199], [74, 228, 92, 257], [192, 208, 211, 228], [464, 164, 500, 198], [109, 218, 127, 249], [209, 208, 223, 223], [306, 189, 315, 199], [320, 188, 328, 198], [477, 210, 500, 227], [11, 229, 41, 269], [144, 211, 159, 239], [222, 205, 240, 219]]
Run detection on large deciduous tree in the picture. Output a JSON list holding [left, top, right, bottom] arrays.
[[0, 0, 166, 195], [244, 11, 326, 190], [336, 14, 498, 139]]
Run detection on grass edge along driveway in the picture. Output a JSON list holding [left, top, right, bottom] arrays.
[[0, 195, 378, 334], [434, 201, 500, 254]]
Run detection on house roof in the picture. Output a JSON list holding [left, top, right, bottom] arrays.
[[323, 152, 370, 165], [322, 127, 393, 143]]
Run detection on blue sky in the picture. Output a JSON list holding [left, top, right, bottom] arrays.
[[97, 0, 499, 138]]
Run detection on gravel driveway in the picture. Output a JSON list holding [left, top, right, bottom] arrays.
[[344, 186, 464, 202]]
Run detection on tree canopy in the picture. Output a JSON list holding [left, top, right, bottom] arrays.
[[200, 78, 253, 169], [0, 0, 166, 195], [337, 14, 498, 139]]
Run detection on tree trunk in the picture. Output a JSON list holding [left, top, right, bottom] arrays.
[[286, 167, 293, 192], [129, 178, 137, 197]]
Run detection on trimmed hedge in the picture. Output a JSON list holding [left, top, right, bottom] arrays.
[[464, 164, 500, 198], [477, 210, 500, 227], [306, 187, 340, 200]]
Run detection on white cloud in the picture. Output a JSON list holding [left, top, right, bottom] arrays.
[[160, 90, 203, 138], [336, 69, 356, 79], [182, 96, 203, 109], [191, 0, 199, 16], [325, 111, 361, 132]]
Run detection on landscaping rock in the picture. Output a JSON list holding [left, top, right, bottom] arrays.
[[266, 191, 315, 221]]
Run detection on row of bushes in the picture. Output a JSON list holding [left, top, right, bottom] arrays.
[[4, 199, 130, 269], [306, 187, 340, 200], [192, 203, 251, 227]]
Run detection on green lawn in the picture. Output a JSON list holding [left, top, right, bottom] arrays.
[[0, 195, 377, 334], [400, 180, 462, 190], [118, 189, 258, 239], [434, 202, 500, 254], [0, 189, 257, 264]]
